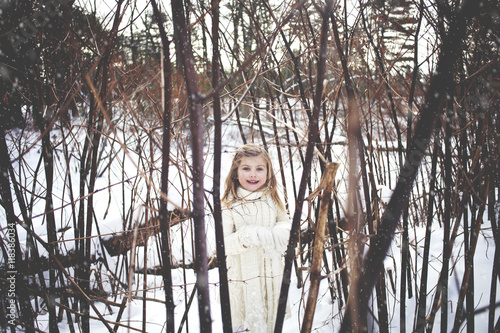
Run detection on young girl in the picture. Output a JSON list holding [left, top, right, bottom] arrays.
[[222, 144, 291, 333]]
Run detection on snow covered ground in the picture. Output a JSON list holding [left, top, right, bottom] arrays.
[[2, 116, 498, 332]]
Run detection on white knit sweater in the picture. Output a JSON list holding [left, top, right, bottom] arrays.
[[222, 188, 291, 332]]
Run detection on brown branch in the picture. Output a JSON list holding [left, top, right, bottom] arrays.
[[301, 163, 339, 332]]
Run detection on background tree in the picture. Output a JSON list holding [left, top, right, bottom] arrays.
[[0, 0, 498, 332]]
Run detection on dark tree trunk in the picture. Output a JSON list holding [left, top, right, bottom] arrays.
[[171, 0, 212, 330]]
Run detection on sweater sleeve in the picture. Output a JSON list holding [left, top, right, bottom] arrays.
[[222, 206, 248, 255]]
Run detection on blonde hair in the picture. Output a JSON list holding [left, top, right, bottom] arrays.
[[221, 144, 285, 211]]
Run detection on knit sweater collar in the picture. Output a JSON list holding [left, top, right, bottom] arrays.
[[237, 187, 265, 201]]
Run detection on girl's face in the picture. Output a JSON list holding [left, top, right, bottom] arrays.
[[236, 155, 268, 192]]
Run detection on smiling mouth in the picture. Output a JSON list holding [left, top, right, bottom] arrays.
[[247, 180, 259, 184]]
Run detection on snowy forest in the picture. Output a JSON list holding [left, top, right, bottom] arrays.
[[0, 0, 499, 332]]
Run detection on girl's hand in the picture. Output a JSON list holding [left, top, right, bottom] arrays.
[[272, 230, 287, 250], [238, 225, 275, 251], [255, 226, 275, 251], [272, 224, 291, 252], [238, 225, 260, 248]]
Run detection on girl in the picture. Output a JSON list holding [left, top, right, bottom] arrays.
[[222, 144, 291, 332]]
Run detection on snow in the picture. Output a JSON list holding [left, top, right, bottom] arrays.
[[1, 114, 498, 333]]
